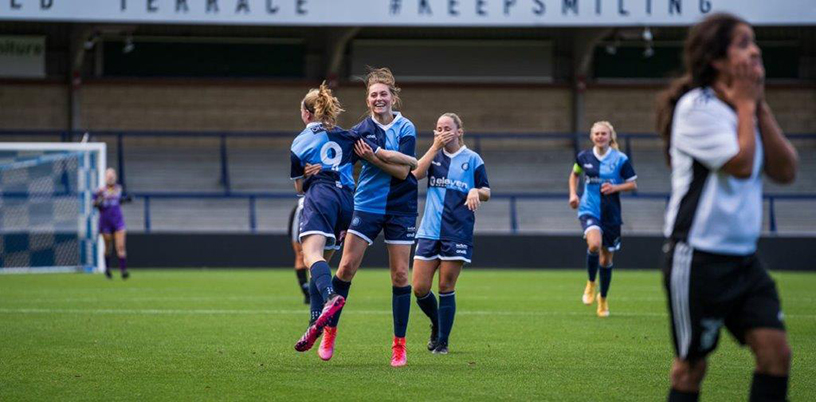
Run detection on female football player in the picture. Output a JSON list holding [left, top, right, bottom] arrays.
[[657, 13, 797, 401], [568, 121, 637, 317], [411, 113, 490, 355], [326, 68, 420, 367], [94, 168, 131, 280], [290, 82, 412, 356]]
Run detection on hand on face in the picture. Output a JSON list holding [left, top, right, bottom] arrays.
[[433, 131, 457, 150], [716, 24, 765, 108], [717, 59, 764, 108]]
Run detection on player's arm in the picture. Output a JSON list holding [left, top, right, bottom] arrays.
[[375, 149, 418, 169], [93, 189, 104, 208], [568, 164, 581, 209], [354, 140, 411, 180], [376, 125, 419, 171], [601, 180, 637, 195], [601, 159, 638, 195], [412, 132, 453, 180], [465, 162, 491, 211], [290, 151, 306, 195], [757, 101, 798, 184]]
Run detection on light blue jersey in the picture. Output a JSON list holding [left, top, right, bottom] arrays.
[[417, 146, 489, 245], [290, 123, 360, 191], [352, 112, 418, 216], [575, 148, 636, 225]]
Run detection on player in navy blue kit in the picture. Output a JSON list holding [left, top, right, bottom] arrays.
[[290, 83, 366, 353], [329, 68, 419, 367], [568, 121, 637, 317], [657, 14, 797, 402], [412, 113, 490, 355]]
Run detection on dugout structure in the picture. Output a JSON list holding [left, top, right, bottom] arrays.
[[0, 143, 106, 273]]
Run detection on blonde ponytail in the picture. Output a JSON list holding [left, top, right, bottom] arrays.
[[302, 81, 344, 129]]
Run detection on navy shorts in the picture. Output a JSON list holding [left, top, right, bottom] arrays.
[[414, 238, 473, 264], [347, 210, 416, 245], [299, 185, 353, 250], [579, 215, 621, 252]]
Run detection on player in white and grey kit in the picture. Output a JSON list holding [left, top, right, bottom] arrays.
[[657, 13, 798, 402]]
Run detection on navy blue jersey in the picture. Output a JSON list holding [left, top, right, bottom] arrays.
[[574, 148, 636, 225], [290, 123, 361, 192], [416, 146, 489, 245], [352, 113, 418, 216]]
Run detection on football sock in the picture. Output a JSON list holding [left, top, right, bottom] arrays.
[[308, 279, 322, 324], [599, 264, 613, 298], [296, 269, 309, 297], [392, 285, 411, 338], [749, 372, 788, 402], [118, 257, 127, 273], [587, 250, 600, 282], [309, 260, 334, 301], [438, 291, 456, 344], [668, 389, 699, 402], [416, 291, 439, 328], [328, 276, 351, 327]]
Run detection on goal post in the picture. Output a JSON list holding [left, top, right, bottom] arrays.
[[0, 142, 107, 274]]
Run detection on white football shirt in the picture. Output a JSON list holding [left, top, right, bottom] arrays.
[[664, 87, 764, 255]]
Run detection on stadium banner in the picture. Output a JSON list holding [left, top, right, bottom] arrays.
[[0, 1, 814, 26], [0, 36, 45, 78]]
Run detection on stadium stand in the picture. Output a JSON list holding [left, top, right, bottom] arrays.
[[4, 131, 813, 235]]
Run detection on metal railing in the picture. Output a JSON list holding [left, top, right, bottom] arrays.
[[4, 130, 815, 235], [126, 191, 816, 235]]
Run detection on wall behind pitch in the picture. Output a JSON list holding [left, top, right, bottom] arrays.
[[582, 86, 816, 133], [0, 81, 67, 129], [2, 82, 812, 135], [127, 233, 816, 271]]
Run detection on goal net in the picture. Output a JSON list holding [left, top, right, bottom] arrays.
[[0, 143, 106, 273]]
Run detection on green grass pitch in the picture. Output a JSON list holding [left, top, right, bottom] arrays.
[[1, 269, 814, 401]]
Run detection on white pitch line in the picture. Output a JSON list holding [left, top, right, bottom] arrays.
[[0, 307, 814, 319]]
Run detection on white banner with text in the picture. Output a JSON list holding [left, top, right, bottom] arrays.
[[1, 1, 814, 26]]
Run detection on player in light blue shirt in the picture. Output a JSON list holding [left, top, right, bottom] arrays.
[[324, 68, 419, 367], [290, 84, 361, 353], [568, 121, 637, 318], [412, 113, 490, 355]]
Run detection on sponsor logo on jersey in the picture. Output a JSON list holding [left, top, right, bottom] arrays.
[[455, 243, 467, 249], [366, 135, 376, 139], [429, 176, 468, 191], [431, 161, 441, 166], [583, 163, 593, 168]]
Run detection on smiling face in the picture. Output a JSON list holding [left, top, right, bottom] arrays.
[[715, 23, 763, 84], [590, 124, 612, 149], [366, 83, 394, 117]]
